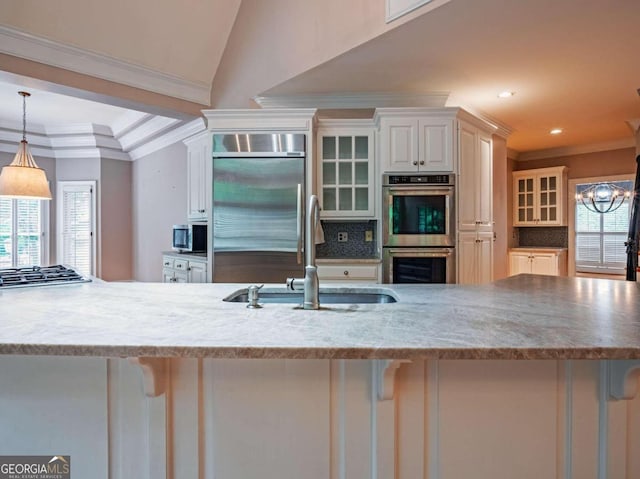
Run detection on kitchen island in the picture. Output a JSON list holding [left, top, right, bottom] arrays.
[[0, 275, 639, 478]]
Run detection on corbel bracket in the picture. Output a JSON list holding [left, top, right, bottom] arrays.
[[128, 357, 168, 398], [608, 359, 640, 400], [375, 359, 411, 401]]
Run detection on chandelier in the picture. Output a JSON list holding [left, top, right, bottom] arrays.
[[0, 91, 52, 200], [575, 182, 630, 214]]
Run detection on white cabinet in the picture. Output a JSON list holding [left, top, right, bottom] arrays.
[[458, 231, 493, 285], [513, 166, 568, 226], [375, 109, 454, 173], [184, 132, 213, 222], [508, 248, 567, 276], [317, 120, 375, 218], [317, 262, 380, 283], [456, 118, 494, 285], [458, 120, 493, 232], [162, 254, 208, 283]]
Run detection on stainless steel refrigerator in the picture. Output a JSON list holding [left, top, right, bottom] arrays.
[[211, 133, 306, 283]]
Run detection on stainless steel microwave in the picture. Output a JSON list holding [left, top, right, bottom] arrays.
[[172, 224, 207, 252]]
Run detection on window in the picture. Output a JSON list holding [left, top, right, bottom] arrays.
[[575, 180, 633, 275], [57, 181, 96, 276], [0, 198, 48, 268]]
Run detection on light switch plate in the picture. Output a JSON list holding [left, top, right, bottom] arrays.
[[338, 232, 348, 242]]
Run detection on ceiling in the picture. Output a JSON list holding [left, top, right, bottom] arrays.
[[1, 0, 639, 156]]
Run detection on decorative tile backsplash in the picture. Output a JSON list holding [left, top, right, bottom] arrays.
[[316, 220, 378, 258], [517, 227, 568, 248]]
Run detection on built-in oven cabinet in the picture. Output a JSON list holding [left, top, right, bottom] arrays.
[[316, 120, 376, 219], [184, 131, 213, 222], [374, 109, 455, 173], [457, 231, 493, 285], [383, 247, 455, 284]]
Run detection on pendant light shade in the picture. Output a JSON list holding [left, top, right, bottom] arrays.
[[0, 91, 52, 200]]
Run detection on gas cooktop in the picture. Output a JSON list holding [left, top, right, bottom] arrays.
[[0, 265, 92, 289]]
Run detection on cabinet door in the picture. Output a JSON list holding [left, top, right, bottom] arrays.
[[380, 118, 418, 172], [187, 135, 211, 222], [509, 253, 531, 276], [530, 254, 558, 276], [536, 173, 560, 225], [513, 174, 536, 226], [418, 118, 454, 172], [318, 128, 375, 218], [476, 232, 493, 284], [458, 122, 493, 232], [188, 261, 208, 283], [457, 231, 478, 285], [162, 268, 175, 283], [174, 270, 189, 283]]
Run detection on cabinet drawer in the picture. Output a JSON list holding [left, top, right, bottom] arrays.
[[162, 257, 174, 269], [174, 258, 189, 271], [317, 264, 378, 281]]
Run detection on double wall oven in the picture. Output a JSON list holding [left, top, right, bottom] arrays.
[[382, 173, 455, 283]]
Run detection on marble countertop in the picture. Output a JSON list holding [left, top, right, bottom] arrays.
[[0, 275, 638, 360]]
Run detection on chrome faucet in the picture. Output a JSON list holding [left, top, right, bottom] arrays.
[[286, 195, 320, 309]]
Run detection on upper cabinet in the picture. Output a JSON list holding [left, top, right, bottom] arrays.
[[458, 120, 493, 232], [375, 109, 455, 173], [513, 166, 568, 226], [184, 131, 213, 222], [317, 119, 376, 218]]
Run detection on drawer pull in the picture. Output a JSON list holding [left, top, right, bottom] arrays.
[[344, 270, 349, 276]]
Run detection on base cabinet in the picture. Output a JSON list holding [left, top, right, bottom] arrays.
[[162, 254, 208, 283], [509, 248, 567, 276], [2, 356, 639, 479], [458, 231, 493, 284]]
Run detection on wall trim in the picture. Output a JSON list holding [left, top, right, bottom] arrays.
[[517, 138, 636, 161], [128, 118, 205, 160], [254, 92, 449, 109], [0, 25, 211, 104]]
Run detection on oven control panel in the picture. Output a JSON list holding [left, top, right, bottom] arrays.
[[383, 174, 454, 185]]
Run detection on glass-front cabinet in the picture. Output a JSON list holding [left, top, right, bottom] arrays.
[[513, 166, 568, 226], [317, 120, 375, 218]]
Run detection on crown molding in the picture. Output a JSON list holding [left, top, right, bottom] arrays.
[[0, 25, 211, 104], [129, 118, 206, 160], [111, 111, 152, 138], [203, 108, 317, 132], [118, 116, 181, 152], [445, 98, 513, 139], [45, 123, 113, 137], [517, 137, 636, 161], [316, 118, 376, 129], [254, 92, 449, 109]]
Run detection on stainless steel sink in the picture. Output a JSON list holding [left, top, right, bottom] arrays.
[[223, 287, 398, 304]]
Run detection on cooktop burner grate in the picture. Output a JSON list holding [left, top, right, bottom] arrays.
[[0, 265, 92, 288]]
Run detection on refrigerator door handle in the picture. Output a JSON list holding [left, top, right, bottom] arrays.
[[296, 183, 303, 264]]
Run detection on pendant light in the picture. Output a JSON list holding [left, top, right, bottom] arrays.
[[0, 91, 52, 200]]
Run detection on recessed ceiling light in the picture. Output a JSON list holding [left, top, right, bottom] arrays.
[[550, 128, 563, 135], [497, 91, 515, 99]]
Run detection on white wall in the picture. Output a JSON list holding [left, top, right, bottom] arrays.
[[132, 142, 188, 282]]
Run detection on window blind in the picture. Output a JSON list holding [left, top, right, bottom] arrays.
[[0, 198, 44, 267]]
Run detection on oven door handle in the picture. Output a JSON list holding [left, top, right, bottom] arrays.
[[385, 248, 454, 257], [384, 186, 454, 196]]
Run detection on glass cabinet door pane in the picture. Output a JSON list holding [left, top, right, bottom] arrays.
[[323, 162, 336, 185], [354, 136, 368, 159], [355, 162, 368, 185], [338, 163, 352, 185], [526, 178, 533, 190], [322, 136, 336, 159], [540, 177, 547, 190], [338, 188, 352, 210], [338, 137, 352, 159], [549, 176, 556, 190], [323, 188, 336, 211], [355, 188, 368, 210], [518, 179, 525, 193]]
